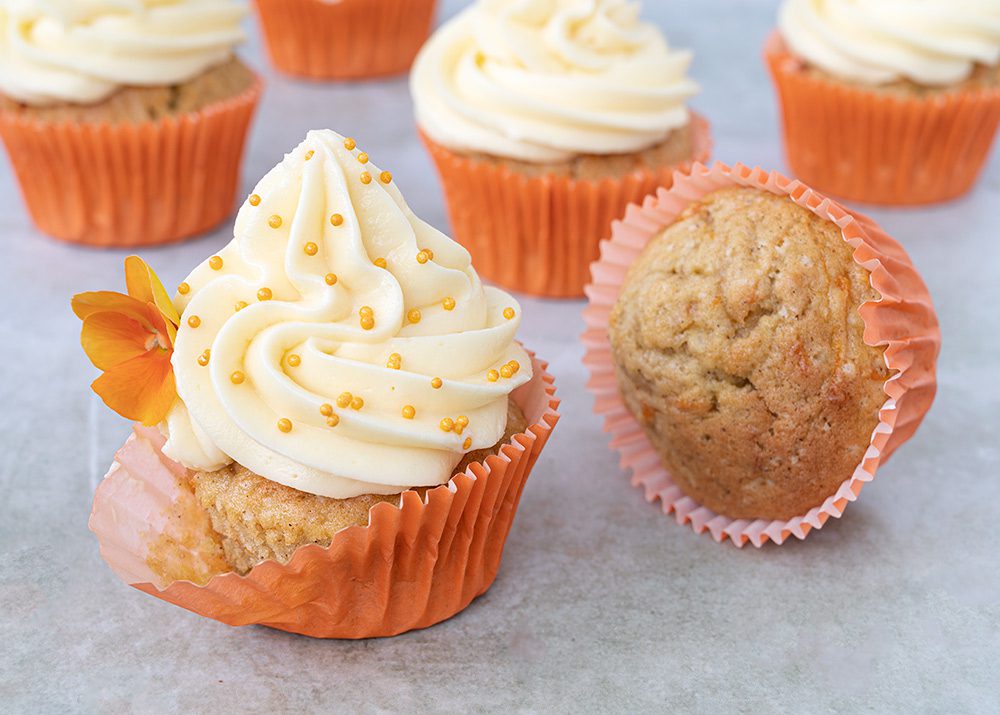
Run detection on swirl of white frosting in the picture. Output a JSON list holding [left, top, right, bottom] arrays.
[[163, 130, 532, 499], [778, 0, 1000, 86], [411, 0, 699, 163], [0, 0, 245, 106]]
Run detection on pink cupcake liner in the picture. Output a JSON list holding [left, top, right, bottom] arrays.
[[582, 162, 940, 547]]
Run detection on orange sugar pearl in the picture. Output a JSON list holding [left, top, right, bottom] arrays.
[[235, 300, 248, 312], [304, 242, 318, 256], [230, 371, 245, 385], [440, 417, 454, 432], [336, 392, 353, 408], [248, 194, 261, 207], [305, 150, 314, 160], [277, 418, 292, 433], [268, 215, 283, 229], [209, 256, 223, 270], [177, 282, 190, 295], [373, 257, 387, 269], [442, 297, 456, 311], [500, 365, 514, 379], [503, 307, 515, 320], [351, 396, 364, 410], [330, 213, 344, 227], [357, 152, 369, 164], [360, 172, 372, 185], [197, 350, 211, 367], [401, 405, 415, 420], [407, 309, 421, 324], [319, 403, 333, 417], [379, 171, 392, 184], [431, 377, 443, 389], [326, 414, 340, 427], [487, 369, 499, 382], [324, 273, 338, 286], [287, 354, 301, 367], [257, 287, 273, 301], [463, 437, 472, 450], [187, 315, 201, 328], [344, 137, 356, 150]]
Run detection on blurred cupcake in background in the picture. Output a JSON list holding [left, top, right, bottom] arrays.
[[254, 0, 438, 80], [411, 0, 711, 298], [0, 0, 261, 247], [766, 0, 1000, 206]]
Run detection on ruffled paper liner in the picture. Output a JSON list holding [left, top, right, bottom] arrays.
[[0, 76, 262, 247], [253, 0, 437, 80], [420, 114, 712, 298], [582, 162, 940, 547], [765, 32, 1000, 206], [89, 353, 559, 638]]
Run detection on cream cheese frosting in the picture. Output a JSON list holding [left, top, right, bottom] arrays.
[[163, 129, 532, 499], [0, 0, 245, 106], [410, 0, 699, 163], [778, 0, 1000, 86]]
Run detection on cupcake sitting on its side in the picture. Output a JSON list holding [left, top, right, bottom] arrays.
[[767, 0, 1000, 205], [0, 0, 261, 246], [411, 0, 711, 298]]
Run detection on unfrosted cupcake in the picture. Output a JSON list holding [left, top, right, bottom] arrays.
[[411, 0, 711, 297], [254, 0, 438, 80], [0, 0, 261, 246], [767, 0, 1000, 205], [79, 129, 559, 637]]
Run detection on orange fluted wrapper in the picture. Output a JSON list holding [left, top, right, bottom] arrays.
[[765, 33, 1000, 206], [254, 0, 437, 80], [421, 114, 712, 298], [0, 78, 261, 247], [90, 354, 559, 638], [583, 163, 940, 547]]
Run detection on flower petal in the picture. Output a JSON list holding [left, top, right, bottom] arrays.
[[91, 352, 177, 426], [80, 312, 149, 370], [125, 256, 179, 326], [71, 291, 149, 322]]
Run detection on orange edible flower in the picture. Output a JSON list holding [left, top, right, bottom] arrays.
[[71, 257, 181, 426]]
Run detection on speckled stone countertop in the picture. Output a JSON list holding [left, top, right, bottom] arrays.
[[2, 1, 998, 712]]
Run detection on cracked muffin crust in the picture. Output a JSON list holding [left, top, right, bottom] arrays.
[[608, 187, 891, 520]]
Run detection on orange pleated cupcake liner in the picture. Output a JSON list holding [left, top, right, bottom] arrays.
[[765, 32, 1000, 205], [420, 113, 712, 298], [582, 162, 940, 547], [89, 352, 559, 638], [254, 0, 437, 80], [0, 76, 262, 247]]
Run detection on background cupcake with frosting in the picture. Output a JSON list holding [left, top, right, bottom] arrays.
[[79, 129, 559, 638], [411, 0, 711, 298], [766, 0, 1000, 205], [0, 0, 261, 247]]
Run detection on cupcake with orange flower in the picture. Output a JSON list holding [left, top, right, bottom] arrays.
[[766, 0, 1000, 205], [78, 129, 559, 638], [410, 0, 711, 298], [0, 0, 261, 247], [253, 0, 438, 80]]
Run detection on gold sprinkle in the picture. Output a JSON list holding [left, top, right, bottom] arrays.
[[407, 309, 421, 324], [319, 403, 333, 417], [177, 282, 190, 295], [463, 437, 472, 450], [503, 307, 515, 320], [402, 405, 415, 420], [358, 152, 369, 164], [387, 353, 401, 369], [257, 287, 273, 301], [268, 215, 282, 229], [379, 171, 392, 184], [455, 415, 469, 429], [337, 393, 353, 408], [330, 213, 344, 227], [304, 242, 318, 256], [235, 300, 248, 312], [324, 273, 338, 286], [209, 256, 223, 270], [431, 377, 443, 389], [187, 315, 201, 328], [440, 417, 454, 432], [487, 369, 499, 382], [304, 150, 314, 160], [509, 360, 520, 374], [248, 194, 261, 207], [287, 354, 301, 367], [359, 306, 374, 316], [423, 248, 434, 260], [500, 365, 514, 379], [373, 257, 387, 269], [277, 418, 292, 433], [326, 414, 340, 427], [454, 422, 465, 435], [351, 396, 364, 410], [360, 172, 372, 185], [416, 251, 429, 265], [197, 350, 211, 367], [442, 297, 456, 311], [344, 137, 356, 151], [361, 316, 375, 330], [230, 370, 245, 385]]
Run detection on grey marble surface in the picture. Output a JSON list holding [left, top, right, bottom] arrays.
[[2, 1, 998, 713]]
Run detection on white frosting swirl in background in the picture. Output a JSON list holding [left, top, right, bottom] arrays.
[[0, 0, 245, 106], [779, 0, 1000, 86], [163, 130, 532, 499], [411, 0, 699, 163]]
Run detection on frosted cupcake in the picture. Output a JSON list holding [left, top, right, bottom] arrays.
[[766, 0, 1000, 205], [78, 130, 559, 637], [411, 0, 711, 297], [0, 0, 261, 246]]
